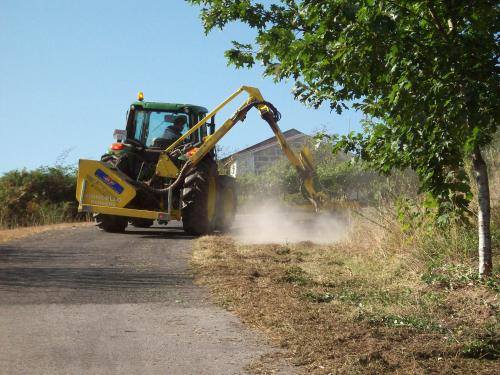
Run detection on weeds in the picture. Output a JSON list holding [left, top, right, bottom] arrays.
[[280, 266, 311, 286], [366, 314, 446, 333], [462, 337, 500, 360], [302, 291, 335, 303], [423, 264, 500, 293]]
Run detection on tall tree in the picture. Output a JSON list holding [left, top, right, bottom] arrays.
[[188, 0, 499, 276]]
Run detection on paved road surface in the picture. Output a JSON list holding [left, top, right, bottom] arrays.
[[0, 223, 287, 374]]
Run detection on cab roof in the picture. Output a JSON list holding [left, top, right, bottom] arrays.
[[132, 101, 208, 113]]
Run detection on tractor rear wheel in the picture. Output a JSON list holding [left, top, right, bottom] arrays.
[[215, 176, 237, 232], [95, 214, 128, 233], [181, 157, 218, 235]]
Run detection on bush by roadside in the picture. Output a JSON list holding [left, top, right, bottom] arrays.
[[0, 166, 81, 228]]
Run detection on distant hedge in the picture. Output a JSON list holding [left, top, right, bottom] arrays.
[[233, 142, 419, 207], [0, 166, 81, 228]]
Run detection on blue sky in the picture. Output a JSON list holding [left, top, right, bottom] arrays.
[[0, 0, 362, 173]]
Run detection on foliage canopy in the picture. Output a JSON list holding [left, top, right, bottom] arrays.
[[188, 0, 499, 212]]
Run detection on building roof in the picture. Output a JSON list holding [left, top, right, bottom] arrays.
[[221, 128, 308, 161]]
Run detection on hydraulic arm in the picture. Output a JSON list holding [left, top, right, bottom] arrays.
[[163, 86, 321, 211]]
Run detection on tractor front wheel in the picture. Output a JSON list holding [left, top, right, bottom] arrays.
[[95, 214, 128, 233], [181, 157, 218, 235]]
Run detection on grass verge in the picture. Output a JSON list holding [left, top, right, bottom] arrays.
[[0, 222, 91, 244], [191, 227, 499, 374]]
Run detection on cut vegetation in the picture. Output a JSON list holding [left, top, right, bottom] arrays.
[[192, 216, 499, 374]]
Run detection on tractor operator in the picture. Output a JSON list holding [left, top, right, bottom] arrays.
[[162, 115, 186, 144]]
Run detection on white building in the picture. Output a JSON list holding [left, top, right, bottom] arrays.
[[221, 129, 310, 177]]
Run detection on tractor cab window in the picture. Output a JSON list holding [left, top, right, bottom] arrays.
[[145, 111, 189, 147], [133, 111, 146, 141]]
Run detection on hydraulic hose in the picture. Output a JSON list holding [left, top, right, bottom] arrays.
[[131, 161, 192, 197]]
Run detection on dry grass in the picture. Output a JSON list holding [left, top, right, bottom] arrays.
[[0, 222, 91, 244], [191, 219, 499, 374]]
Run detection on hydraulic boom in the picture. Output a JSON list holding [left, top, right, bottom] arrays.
[[164, 86, 322, 211]]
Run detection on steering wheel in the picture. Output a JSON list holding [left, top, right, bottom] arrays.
[[124, 138, 145, 149]]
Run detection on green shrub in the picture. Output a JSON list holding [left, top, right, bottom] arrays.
[[0, 166, 80, 228], [235, 141, 419, 207]]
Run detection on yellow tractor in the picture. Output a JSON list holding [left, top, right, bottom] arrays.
[[76, 86, 321, 234]]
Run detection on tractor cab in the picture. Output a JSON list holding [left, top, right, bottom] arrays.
[[102, 93, 214, 183], [124, 93, 212, 150]]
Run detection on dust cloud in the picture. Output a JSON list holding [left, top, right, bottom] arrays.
[[231, 201, 348, 244]]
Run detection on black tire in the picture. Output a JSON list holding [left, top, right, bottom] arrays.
[[215, 176, 237, 232], [130, 218, 154, 228], [95, 214, 128, 233], [181, 156, 218, 235]]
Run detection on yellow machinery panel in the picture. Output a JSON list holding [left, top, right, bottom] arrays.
[[155, 154, 179, 178], [76, 159, 136, 208]]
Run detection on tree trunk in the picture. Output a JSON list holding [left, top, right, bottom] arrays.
[[472, 146, 492, 277]]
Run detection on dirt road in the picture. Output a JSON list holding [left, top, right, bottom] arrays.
[[0, 223, 287, 374]]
